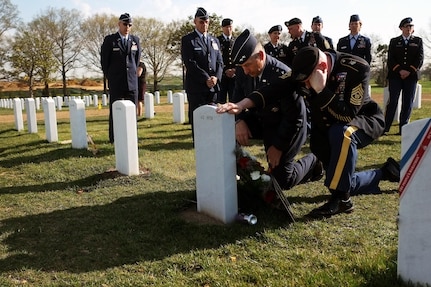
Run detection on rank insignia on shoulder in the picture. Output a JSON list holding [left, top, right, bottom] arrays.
[[279, 71, 292, 79], [271, 107, 279, 112]]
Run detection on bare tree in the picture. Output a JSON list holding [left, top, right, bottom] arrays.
[[80, 13, 118, 75], [133, 17, 179, 91], [39, 7, 83, 96], [0, 0, 19, 37]]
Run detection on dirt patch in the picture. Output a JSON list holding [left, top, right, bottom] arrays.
[[179, 204, 225, 225]]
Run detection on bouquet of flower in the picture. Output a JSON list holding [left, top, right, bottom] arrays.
[[235, 145, 276, 209], [235, 144, 296, 222]]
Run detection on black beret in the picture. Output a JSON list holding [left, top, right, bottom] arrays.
[[399, 17, 414, 28], [231, 29, 258, 65], [195, 7, 209, 20], [268, 25, 282, 34], [350, 14, 360, 22], [222, 18, 233, 27], [312, 16, 323, 24], [119, 13, 132, 23], [291, 46, 320, 81], [284, 17, 302, 27]]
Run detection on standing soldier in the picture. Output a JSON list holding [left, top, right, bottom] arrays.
[[284, 17, 331, 67], [101, 13, 141, 143], [336, 14, 372, 64], [264, 25, 289, 65], [384, 17, 423, 135], [217, 18, 236, 104]]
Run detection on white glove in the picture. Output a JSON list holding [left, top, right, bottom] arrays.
[[309, 69, 326, 93]]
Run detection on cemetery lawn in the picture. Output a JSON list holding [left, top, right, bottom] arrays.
[[0, 98, 430, 286]]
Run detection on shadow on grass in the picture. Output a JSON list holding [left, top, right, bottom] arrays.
[[0, 190, 288, 273]]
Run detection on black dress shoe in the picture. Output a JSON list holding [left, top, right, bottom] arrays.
[[381, 157, 400, 182], [308, 196, 354, 218]]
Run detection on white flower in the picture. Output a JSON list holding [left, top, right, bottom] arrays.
[[236, 174, 241, 181], [250, 171, 261, 181], [261, 174, 271, 182]]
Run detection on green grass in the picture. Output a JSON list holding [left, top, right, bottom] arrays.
[[0, 98, 429, 286]]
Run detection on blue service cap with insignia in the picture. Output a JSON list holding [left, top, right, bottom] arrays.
[[291, 46, 320, 81], [312, 16, 323, 24], [349, 14, 360, 22], [222, 18, 233, 27], [284, 17, 302, 27], [231, 29, 258, 65], [119, 13, 132, 23], [195, 7, 209, 20], [268, 25, 282, 34], [399, 17, 414, 28]]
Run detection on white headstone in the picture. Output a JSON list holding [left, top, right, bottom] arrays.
[[56, 96, 63, 110], [398, 118, 431, 285], [42, 98, 58, 142], [413, 83, 421, 109], [144, 93, 155, 119], [173, 92, 185, 123], [154, 91, 160, 105], [13, 98, 24, 131], [167, 90, 173, 104], [102, 94, 108, 106], [93, 94, 99, 107], [25, 98, 38, 133], [69, 99, 88, 149], [113, 100, 139, 176], [35, 97, 41, 110], [182, 90, 188, 103], [193, 105, 237, 224]]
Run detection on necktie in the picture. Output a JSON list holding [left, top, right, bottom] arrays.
[[405, 38, 409, 45], [350, 36, 356, 50], [123, 37, 127, 48]]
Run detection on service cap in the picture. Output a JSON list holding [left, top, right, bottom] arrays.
[[195, 7, 209, 20], [349, 14, 360, 22], [119, 13, 132, 23], [399, 17, 414, 28], [231, 29, 258, 65]]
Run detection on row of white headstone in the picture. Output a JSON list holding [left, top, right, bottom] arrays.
[[0, 90, 187, 111], [11, 92, 188, 136]]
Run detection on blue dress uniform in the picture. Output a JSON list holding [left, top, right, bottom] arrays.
[[217, 18, 235, 104], [336, 15, 372, 64], [181, 8, 223, 128], [384, 17, 424, 134], [101, 13, 141, 143], [253, 47, 390, 216], [231, 29, 321, 191], [337, 34, 372, 64]]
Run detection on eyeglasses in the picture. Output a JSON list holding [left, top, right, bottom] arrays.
[[122, 23, 132, 27]]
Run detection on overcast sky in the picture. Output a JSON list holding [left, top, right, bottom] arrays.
[[12, 0, 431, 46]]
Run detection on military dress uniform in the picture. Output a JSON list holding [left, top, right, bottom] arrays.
[[336, 34, 372, 64], [285, 31, 331, 67], [264, 42, 289, 65], [231, 29, 320, 191], [101, 14, 141, 143], [254, 48, 386, 200], [181, 8, 223, 130], [217, 30, 235, 103], [384, 17, 423, 134]]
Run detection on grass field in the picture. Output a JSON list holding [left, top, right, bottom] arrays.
[[0, 86, 430, 286]]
